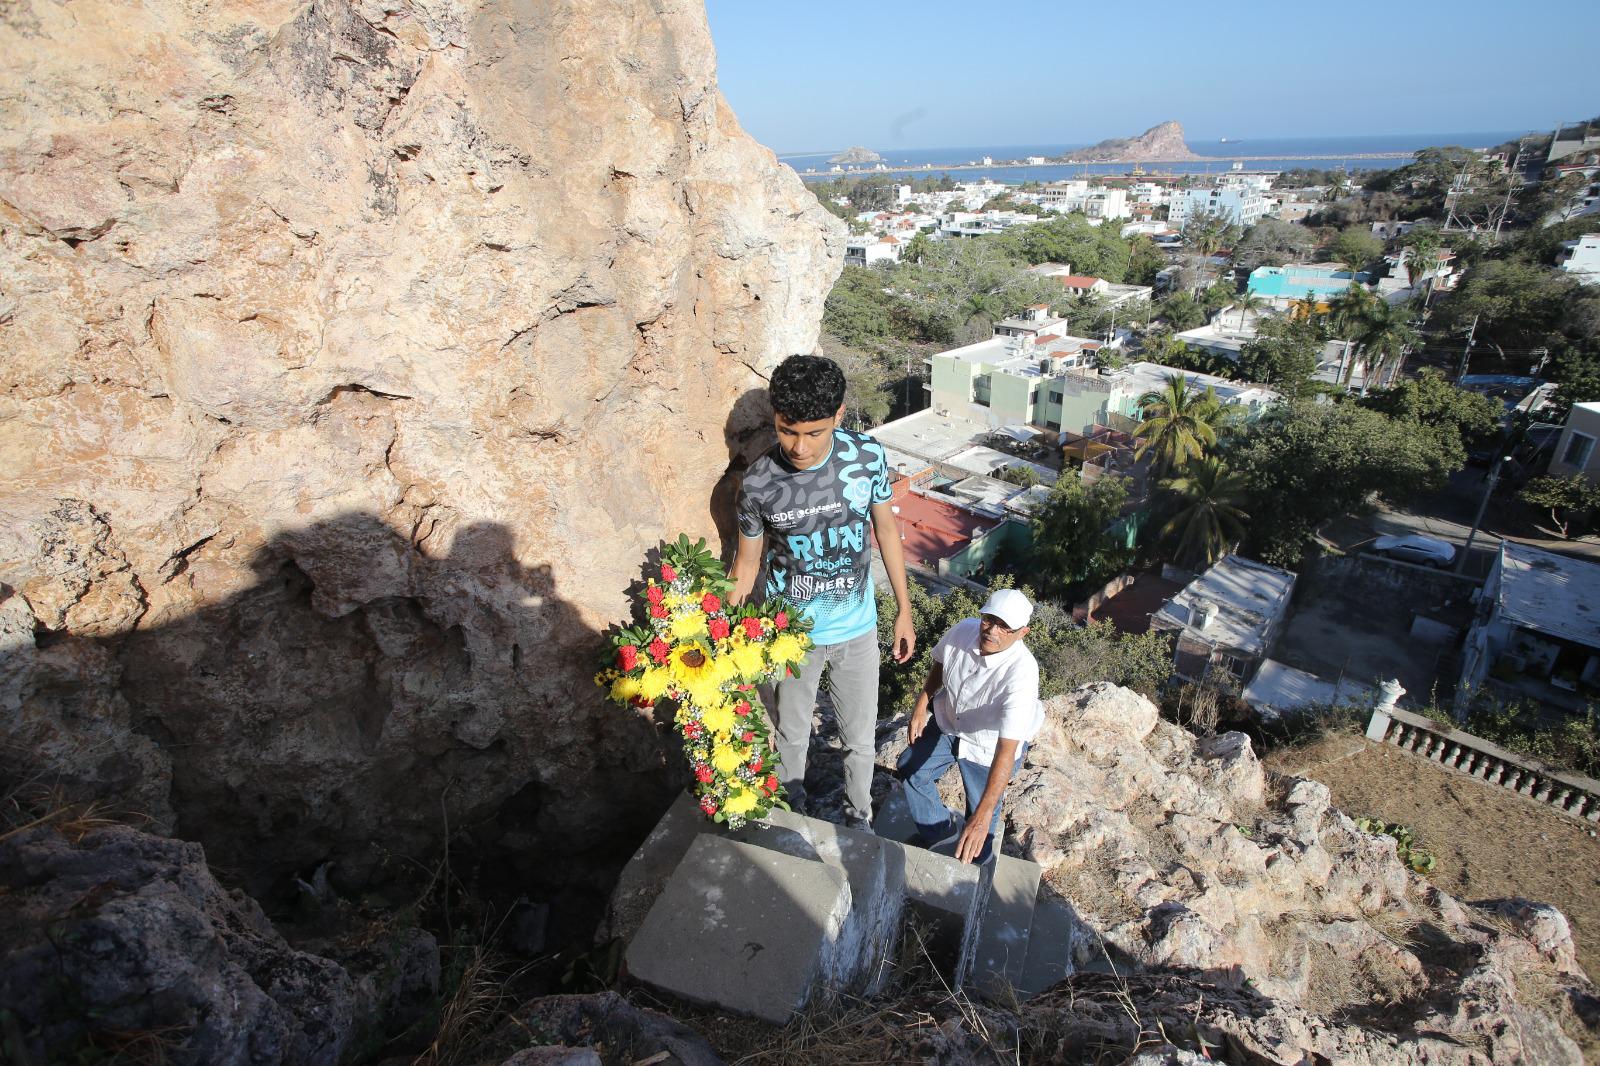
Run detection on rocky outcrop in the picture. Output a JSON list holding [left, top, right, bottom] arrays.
[[0, 0, 842, 896], [828, 146, 883, 164], [0, 822, 439, 1065], [1062, 120, 1201, 162]]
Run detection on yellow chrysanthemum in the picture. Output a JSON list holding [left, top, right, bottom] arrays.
[[711, 652, 739, 684], [637, 666, 673, 702], [701, 702, 736, 735], [729, 640, 765, 679], [712, 744, 745, 775], [610, 674, 644, 704], [670, 611, 708, 641], [724, 788, 758, 816], [769, 632, 807, 666], [683, 674, 725, 710]]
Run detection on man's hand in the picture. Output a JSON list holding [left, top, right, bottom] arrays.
[[955, 814, 992, 864], [891, 609, 916, 664], [909, 702, 930, 743]]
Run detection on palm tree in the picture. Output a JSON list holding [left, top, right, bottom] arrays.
[[1230, 291, 1267, 331], [1352, 300, 1420, 390], [1328, 284, 1377, 385], [1160, 458, 1251, 569], [959, 291, 1006, 342], [1133, 373, 1224, 477], [1326, 170, 1350, 203], [1402, 228, 1443, 309]]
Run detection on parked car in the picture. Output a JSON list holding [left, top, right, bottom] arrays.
[[1372, 534, 1456, 567]]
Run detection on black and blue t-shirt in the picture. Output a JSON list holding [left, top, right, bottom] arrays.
[[736, 428, 894, 645]]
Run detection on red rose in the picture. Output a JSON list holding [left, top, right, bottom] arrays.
[[749, 755, 763, 773], [741, 617, 763, 640], [617, 645, 639, 671], [741, 731, 755, 742], [734, 700, 751, 717], [661, 564, 677, 582], [694, 764, 713, 783], [701, 593, 721, 613], [683, 720, 702, 739], [700, 794, 718, 815], [646, 585, 664, 605], [648, 638, 671, 664], [709, 618, 730, 641], [629, 696, 654, 709], [763, 774, 779, 794], [774, 611, 789, 630], [649, 603, 669, 619]]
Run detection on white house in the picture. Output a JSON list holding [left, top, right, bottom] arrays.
[[843, 235, 901, 267], [1559, 234, 1600, 285], [1170, 185, 1269, 229]]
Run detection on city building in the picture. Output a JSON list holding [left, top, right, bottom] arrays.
[[1039, 181, 1132, 221], [1150, 555, 1297, 683], [1169, 184, 1269, 229], [927, 328, 1278, 435], [1550, 401, 1600, 481], [843, 235, 901, 267]]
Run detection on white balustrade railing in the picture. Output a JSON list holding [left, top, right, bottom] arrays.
[[1365, 706, 1600, 822]]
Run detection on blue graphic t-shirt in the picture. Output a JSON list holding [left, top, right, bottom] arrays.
[[736, 428, 894, 645]]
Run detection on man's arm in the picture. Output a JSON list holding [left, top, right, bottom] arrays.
[[955, 737, 1020, 864], [869, 498, 915, 663], [909, 660, 943, 743], [729, 532, 765, 607]]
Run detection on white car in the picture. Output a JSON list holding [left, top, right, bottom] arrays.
[[1372, 534, 1456, 567]]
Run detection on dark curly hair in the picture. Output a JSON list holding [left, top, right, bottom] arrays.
[[769, 354, 845, 423]]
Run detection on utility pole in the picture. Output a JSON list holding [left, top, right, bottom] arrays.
[[1455, 314, 1479, 381], [1456, 454, 1509, 574]]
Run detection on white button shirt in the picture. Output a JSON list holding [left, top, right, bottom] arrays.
[[930, 618, 1043, 767]]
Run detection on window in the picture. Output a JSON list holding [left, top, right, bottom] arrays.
[[1564, 431, 1596, 469]]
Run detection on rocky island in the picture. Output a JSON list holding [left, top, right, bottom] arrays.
[[1059, 119, 1203, 162], [828, 145, 884, 164]]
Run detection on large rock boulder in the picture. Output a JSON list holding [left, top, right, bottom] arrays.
[[0, 0, 842, 894], [875, 684, 1596, 1063], [0, 821, 439, 1065]]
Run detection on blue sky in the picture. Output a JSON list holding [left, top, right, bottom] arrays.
[[704, 0, 1599, 153]]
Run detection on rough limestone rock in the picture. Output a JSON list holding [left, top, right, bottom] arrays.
[[0, 0, 843, 894], [875, 684, 1595, 1063], [1061, 120, 1201, 163], [0, 822, 439, 1065]]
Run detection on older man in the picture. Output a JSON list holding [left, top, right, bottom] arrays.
[[895, 588, 1042, 865]]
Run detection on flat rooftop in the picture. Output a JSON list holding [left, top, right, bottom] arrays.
[[1153, 555, 1296, 657], [1498, 542, 1600, 650], [892, 491, 1002, 569], [1108, 362, 1279, 409]]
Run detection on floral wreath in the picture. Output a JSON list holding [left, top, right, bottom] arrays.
[[595, 534, 813, 828]]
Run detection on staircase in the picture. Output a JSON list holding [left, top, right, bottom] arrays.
[[617, 791, 1077, 1024]]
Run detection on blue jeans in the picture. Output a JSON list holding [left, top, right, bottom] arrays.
[[895, 717, 1026, 865]]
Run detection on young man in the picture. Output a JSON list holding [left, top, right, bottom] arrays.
[[896, 588, 1041, 865], [731, 354, 915, 829]]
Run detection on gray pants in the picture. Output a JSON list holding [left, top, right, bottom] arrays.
[[772, 630, 880, 822]]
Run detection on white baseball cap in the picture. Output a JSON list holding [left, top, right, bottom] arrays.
[[980, 589, 1033, 630]]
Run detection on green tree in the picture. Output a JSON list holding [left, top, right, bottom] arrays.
[[1159, 458, 1251, 569], [901, 230, 933, 265], [996, 463, 1041, 487], [1234, 403, 1462, 565], [1358, 368, 1501, 448], [1133, 373, 1224, 476], [1028, 475, 1134, 602], [1238, 314, 1321, 396], [822, 265, 897, 348], [1350, 299, 1420, 390], [1520, 475, 1600, 539], [1327, 284, 1378, 384], [1157, 290, 1207, 331], [1328, 226, 1383, 277], [1229, 290, 1267, 331], [1232, 218, 1319, 272], [1551, 350, 1600, 419], [1402, 226, 1443, 293], [1127, 234, 1167, 286]]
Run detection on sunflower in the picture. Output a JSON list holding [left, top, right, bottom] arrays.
[[668, 642, 717, 684]]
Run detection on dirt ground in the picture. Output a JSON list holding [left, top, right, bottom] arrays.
[[1267, 732, 1600, 978]]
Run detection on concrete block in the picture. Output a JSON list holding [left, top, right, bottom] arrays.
[[751, 808, 906, 995], [1017, 895, 1079, 997], [601, 791, 719, 946], [625, 835, 850, 1025], [871, 785, 919, 843], [971, 853, 1043, 999]]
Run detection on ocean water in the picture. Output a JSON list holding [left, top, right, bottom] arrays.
[[785, 131, 1530, 184]]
